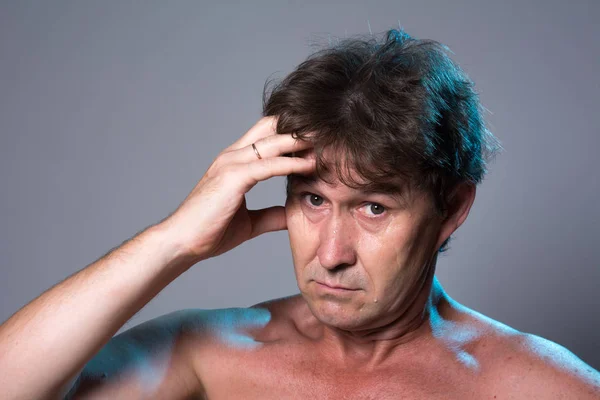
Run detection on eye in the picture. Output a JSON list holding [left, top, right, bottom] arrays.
[[300, 192, 386, 217], [364, 203, 386, 216], [302, 193, 324, 207]]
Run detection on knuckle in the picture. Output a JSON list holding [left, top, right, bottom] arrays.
[[209, 151, 236, 172], [254, 136, 271, 152], [261, 115, 277, 128], [215, 151, 233, 165], [206, 159, 232, 180], [263, 132, 280, 145]]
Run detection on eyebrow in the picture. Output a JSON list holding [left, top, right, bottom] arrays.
[[289, 174, 409, 204]]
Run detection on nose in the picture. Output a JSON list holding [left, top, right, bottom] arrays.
[[317, 214, 357, 270]]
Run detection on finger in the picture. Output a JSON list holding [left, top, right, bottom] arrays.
[[225, 116, 278, 152], [237, 133, 314, 163], [248, 206, 287, 238], [240, 156, 315, 190]]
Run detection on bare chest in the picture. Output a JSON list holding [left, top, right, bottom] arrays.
[[197, 344, 486, 400]]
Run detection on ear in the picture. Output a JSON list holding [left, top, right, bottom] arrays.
[[435, 183, 476, 251]]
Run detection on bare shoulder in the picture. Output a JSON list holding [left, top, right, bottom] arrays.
[[458, 305, 600, 398], [171, 295, 307, 359], [491, 332, 600, 398], [249, 293, 313, 341], [73, 305, 280, 398], [72, 309, 215, 399], [443, 301, 599, 398]]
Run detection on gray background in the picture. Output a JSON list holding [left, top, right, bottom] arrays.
[[1, 0, 598, 371]]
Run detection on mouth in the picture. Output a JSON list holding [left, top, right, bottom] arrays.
[[314, 281, 360, 292]]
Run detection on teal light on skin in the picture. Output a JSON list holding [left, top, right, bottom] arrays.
[[184, 307, 272, 349], [78, 307, 271, 396], [429, 305, 482, 372], [82, 313, 179, 395]]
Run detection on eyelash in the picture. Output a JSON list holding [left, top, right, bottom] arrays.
[[299, 192, 387, 217]]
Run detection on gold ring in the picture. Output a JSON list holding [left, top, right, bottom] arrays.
[[252, 143, 262, 160]]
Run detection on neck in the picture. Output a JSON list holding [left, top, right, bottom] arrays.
[[317, 266, 451, 368]]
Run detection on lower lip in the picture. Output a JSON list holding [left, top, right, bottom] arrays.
[[315, 282, 359, 294]]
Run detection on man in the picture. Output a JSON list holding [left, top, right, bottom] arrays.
[[0, 28, 598, 399]]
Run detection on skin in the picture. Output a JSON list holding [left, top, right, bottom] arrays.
[[284, 164, 454, 339], [137, 146, 599, 398], [185, 166, 592, 399], [184, 142, 599, 399], [0, 117, 597, 399]]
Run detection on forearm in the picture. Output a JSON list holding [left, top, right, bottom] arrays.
[[0, 222, 195, 400]]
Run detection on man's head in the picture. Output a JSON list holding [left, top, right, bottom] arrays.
[[261, 28, 501, 330]]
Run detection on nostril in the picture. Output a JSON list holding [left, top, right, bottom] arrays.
[[332, 263, 352, 271]]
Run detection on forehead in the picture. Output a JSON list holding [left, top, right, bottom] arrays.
[[287, 146, 426, 204]]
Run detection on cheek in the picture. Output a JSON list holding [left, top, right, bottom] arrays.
[[386, 216, 429, 267], [358, 221, 414, 296], [383, 218, 440, 293], [378, 220, 412, 263]]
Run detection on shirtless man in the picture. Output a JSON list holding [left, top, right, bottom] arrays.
[[1, 29, 598, 399]]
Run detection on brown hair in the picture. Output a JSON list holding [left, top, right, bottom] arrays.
[[262, 28, 502, 253]]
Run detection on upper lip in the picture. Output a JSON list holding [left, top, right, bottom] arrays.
[[315, 280, 358, 290]]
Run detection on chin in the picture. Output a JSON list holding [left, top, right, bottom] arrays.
[[303, 294, 374, 330]]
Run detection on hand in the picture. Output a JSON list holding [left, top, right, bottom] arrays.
[[160, 116, 315, 263]]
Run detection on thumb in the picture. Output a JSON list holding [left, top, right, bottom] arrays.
[[248, 206, 287, 238]]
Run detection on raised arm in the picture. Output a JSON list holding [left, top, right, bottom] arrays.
[[0, 116, 315, 399], [0, 217, 198, 399]]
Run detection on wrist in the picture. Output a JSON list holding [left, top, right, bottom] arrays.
[[144, 222, 203, 274]]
